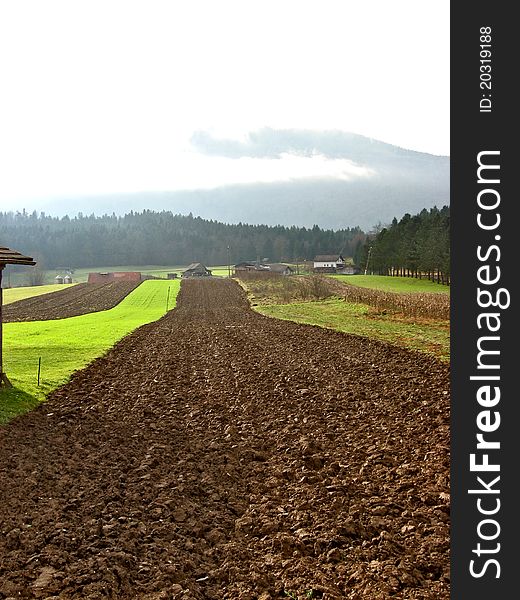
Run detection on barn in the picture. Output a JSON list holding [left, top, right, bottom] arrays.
[[181, 263, 212, 278], [88, 272, 142, 283], [234, 262, 293, 275], [267, 263, 294, 276]]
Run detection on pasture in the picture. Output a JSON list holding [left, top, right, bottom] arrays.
[[258, 299, 450, 362], [2, 283, 76, 304], [332, 274, 450, 294], [238, 273, 450, 360]]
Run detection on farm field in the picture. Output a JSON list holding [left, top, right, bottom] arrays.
[[0, 279, 450, 598], [258, 300, 450, 362], [2, 283, 77, 305], [331, 274, 450, 294], [0, 280, 179, 422], [4, 281, 141, 322], [239, 274, 449, 360]]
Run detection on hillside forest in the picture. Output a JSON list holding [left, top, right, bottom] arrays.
[[0, 206, 449, 284]]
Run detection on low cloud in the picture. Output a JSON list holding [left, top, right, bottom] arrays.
[[184, 127, 376, 188], [189, 127, 413, 163], [175, 150, 374, 190]]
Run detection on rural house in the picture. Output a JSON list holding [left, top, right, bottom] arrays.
[[313, 254, 346, 273], [313, 255, 360, 275], [182, 263, 212, 278]]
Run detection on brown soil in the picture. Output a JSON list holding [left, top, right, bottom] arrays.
[[3, 282, 142, 322], [0, 279, 450, 599]]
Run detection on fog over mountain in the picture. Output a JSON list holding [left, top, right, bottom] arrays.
[[21, 129, 449, 231]]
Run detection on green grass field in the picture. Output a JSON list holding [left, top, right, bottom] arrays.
[[210, 267, 233, 277], [0, 280, 180, 423], [2, 283, 77, 305], [331, 274, 450, 294], [257, 299, 450, 362]]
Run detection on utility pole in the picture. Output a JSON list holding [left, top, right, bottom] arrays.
[[227, 245, 231, 278], [364, 246, 372, 276]]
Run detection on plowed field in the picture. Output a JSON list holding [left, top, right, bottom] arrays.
[[0, 279, 450, 599], [3, 282, 141, 322]]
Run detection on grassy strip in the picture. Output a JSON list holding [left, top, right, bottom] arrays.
[[257, 299, 450, 362], [330, 274, 450, 294], [3, 283, 77, 305], [0, 280, 180, 423]]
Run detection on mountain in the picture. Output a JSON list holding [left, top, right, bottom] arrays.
[[33, 129, 449, 231]]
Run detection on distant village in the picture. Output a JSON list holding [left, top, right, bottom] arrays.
[[52, 254, 361, 284]]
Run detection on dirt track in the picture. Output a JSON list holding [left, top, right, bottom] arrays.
[[0, 279, 450, 599], [3, 282, 141, 322]]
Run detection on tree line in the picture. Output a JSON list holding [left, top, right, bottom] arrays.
[[360, 206, 450, 284], [1, 206, 449, 282], [0, 210, 366, 270]]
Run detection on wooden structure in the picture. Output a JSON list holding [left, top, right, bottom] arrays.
[[87, 271, 141, 284], [181, 263, 212, 278], [267, 263, 294, 276], [0, 246, 36, 387], [234, 262, 293, 276]]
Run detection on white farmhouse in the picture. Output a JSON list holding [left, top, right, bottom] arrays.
[[313, 254, 346, 273]]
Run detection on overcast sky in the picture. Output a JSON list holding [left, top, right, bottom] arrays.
[[0, 0, 449, 211]]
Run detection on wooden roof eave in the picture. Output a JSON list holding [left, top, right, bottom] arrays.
[[0, 259, 36, 266]]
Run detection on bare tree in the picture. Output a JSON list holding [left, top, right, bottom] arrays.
[[26, 259, 45, 286]]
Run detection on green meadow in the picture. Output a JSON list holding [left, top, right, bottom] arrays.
[[257, 299, 450, 363], [331, 274, 450, 294], [0, 280, 180, 423]]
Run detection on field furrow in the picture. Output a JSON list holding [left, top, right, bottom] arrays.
[[3, 281, 142, 322], [0, 278, 450, 599]]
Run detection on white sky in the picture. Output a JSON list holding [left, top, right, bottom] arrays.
[[0, 0, 449, 209]]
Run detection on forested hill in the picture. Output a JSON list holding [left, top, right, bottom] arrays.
[[0, 210, 367, 269]]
